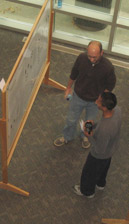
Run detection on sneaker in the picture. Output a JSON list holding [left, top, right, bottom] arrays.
[[96, 185, 105, 190], [82, 137, 91, 149], [86, 193, 95, 199], [73, 184, 95, 198], [73, 184, 83, 196], [54, 136, 68, 147]]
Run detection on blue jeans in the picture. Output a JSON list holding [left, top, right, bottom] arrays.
[[63, 92, 98, 141]]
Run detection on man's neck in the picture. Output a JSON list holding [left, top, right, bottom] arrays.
[[103, 109, 114, 118]]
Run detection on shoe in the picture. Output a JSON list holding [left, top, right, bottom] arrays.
[[86, 193, 95, 199], [82, 137, 91, 149], [73, 184, 83, 196], [73, 184, 95, 198], [96, 185, 105, 190], [54, 136, 68, 147]]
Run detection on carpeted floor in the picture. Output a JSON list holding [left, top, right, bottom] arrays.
[[0, 28, 129, 224]]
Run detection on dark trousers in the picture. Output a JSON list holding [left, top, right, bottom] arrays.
[[80, 153, 111, 196]]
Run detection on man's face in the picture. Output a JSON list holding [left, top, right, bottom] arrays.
[[95, 95, 103, 110], [87, 45, 103, 64]]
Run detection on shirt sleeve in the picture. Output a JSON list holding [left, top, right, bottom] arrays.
[[89, 123, 111, 156], [70, 54, 81, 80], [105, 66, 116, 91]]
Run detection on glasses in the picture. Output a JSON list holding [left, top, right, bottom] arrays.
[[88, 55, 98, 59]]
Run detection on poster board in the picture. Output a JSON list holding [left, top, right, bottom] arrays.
[[0, 0, 66, 196], [4, 0, 51, 161]]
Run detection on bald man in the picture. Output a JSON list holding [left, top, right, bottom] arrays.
[[54, 41, 116, 148]]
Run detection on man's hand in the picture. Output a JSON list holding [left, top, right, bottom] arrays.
[[83, 120, 94, 137], [64, 78, 74, 99], [84, 130, 93, 137], [64, 87, 72, 99]]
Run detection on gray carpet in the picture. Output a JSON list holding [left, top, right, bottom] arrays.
[[0, 28, 129, 224]]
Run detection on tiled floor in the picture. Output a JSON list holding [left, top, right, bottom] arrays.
[[0, 28, 129, 224]]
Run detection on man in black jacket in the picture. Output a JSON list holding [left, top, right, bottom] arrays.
[[54, 41, 116, 149]]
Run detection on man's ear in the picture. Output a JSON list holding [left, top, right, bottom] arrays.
[[101, 50, 104, 56]]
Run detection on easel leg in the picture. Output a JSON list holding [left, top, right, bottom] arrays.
[[44, 77, 66, 91], [43, 65, 66, 91], [101, 218, 129, 224], [43, 9, 67, 91], [126, 211, 129, 221], [0, 182, 29, 197]]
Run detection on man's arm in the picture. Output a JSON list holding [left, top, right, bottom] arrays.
[[85, 123, 111, 156], [105, 66, 116, 91], [64, 78, 74, 99], [64, 53, 82, 98]]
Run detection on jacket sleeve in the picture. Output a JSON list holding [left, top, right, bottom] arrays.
[[70, 54, 81, 80], [105, 66, 116, 91]]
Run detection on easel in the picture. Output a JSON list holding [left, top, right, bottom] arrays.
[[0, 0, 66, 197], [43, 9, 66, 91], [0, 91, 30, 196], [101, 210, 129, 224]]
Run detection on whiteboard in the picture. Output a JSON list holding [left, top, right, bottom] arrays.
[[6, 0, 51, 154]]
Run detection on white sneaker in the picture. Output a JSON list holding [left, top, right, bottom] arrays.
[[73, 184, 83, 196], [96, 185, 105, 190], [82, 137, 91, 149], [73, 184, 95, 198], [86, 193, 95, 199], [54, 136, 68, 147]]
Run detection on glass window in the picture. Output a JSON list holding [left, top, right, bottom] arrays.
[[0, 0, 40, 23], [74, 0, 115, 14], [117, 0, 129, 28], [61, 0, 116, 15], [112, 27, 129, 56], [119, 0, 129, 19], [54, 12, 111, 49]]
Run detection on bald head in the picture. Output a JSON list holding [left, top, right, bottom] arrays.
[[88, 41, 102, 52], [87, 41, 103, 64]]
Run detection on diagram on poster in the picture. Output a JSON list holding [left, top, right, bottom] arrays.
[[6, 0, 50, 154]]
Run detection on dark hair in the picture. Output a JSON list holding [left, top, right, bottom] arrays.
[[88, 41, 102, 53], [101, 92, 117, 110]]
